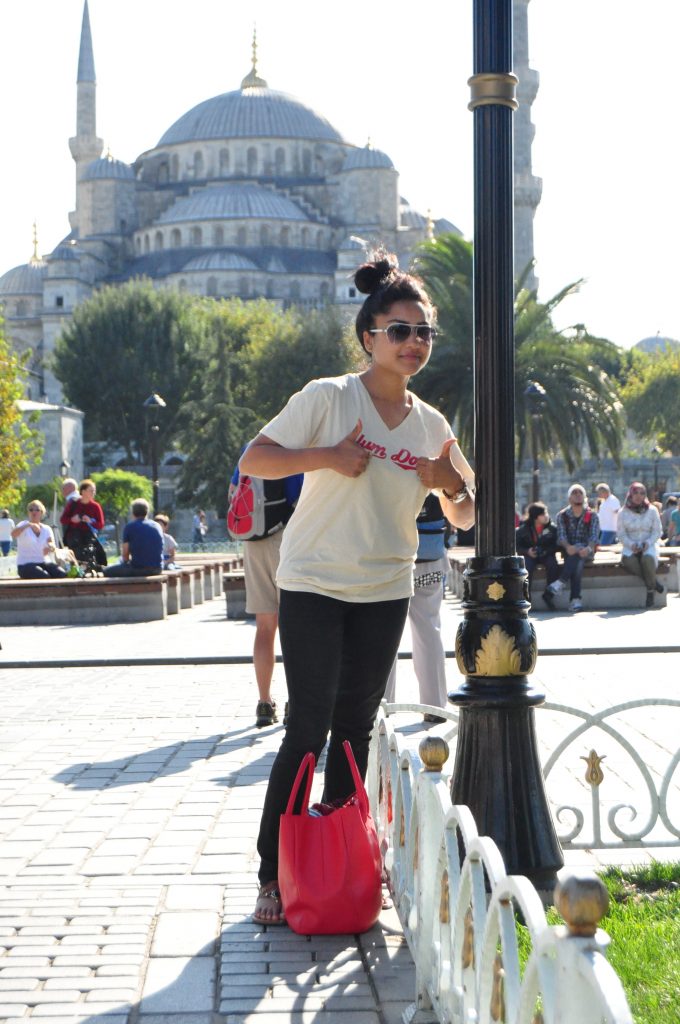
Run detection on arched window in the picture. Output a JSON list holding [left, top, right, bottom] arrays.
[[194, 151, 204, 178], [154, 231, 164, 251], [212, 225, 224, 246], [239, 277, 249, 296], [171, 228, 182, 247], [302, 149, 312, 174], [207, 277, 218, 297], [219, 149, 230, 175], [190, 226, 203, 246], [289, 280, 300, 300], [279, 226, 290, 246], [135, 237, 142, 254], [16, 300, 27, 317], [317, 229, 324, 249], [301, 227, 309, 247], [237, 226, 247, 245], [247, 147, 258, 175], [144, 234, 150, 253], [158, 162, 169, 184], [171, 154, 179, 179], [260, 225, 270, 246], [320, 282, 330, 303], [265, 280, 274, 298], [275, 147, 285, 175]]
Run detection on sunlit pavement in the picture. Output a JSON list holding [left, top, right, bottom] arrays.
[[0, 593, 677, 1020]]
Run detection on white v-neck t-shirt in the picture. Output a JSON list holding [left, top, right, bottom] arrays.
[[260, 374, 453, 601]]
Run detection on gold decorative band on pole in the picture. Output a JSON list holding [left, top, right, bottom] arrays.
[[468, 72, 519, 111]]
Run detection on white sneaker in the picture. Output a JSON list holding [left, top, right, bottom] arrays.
[[569, 598, 583, 612], [547, 579, 566, 594]]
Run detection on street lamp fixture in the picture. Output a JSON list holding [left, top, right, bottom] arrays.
[[59, 459, 70, 479], [652, 445, 662, 499], [524, 381, 546, 503], [143, 392, 166, 513]]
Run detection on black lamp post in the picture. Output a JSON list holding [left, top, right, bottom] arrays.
[[448, 0, 563, 890], [524, 381, 546, 503], [652, 445, 662, 500], [143, 392, 166, 513]]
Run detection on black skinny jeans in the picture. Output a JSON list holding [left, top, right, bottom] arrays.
[[257, 588, 409, 885]]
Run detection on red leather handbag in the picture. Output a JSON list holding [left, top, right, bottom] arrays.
[[278, 739, 383, 935]]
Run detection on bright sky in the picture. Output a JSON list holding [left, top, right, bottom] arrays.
[[1, 0, 678, 350]]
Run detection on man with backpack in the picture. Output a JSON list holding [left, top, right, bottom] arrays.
[[228, 464, 303, 727]]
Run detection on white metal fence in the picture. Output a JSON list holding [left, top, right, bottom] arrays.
[[368, 709, 635, 1024]]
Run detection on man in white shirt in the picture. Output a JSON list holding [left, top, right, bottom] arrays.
[[596, 483, 621, 545]]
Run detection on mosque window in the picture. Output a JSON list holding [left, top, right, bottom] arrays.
[[320, 282, 329, 302], [144, 234, 150, 253], [239, 277, 249, 296], [289, 281, 300, 300], [207, 277, 218, 297], [260, 225, 270, 246], [16, 300, 27, 317], [171, 228, 182, 247], [247, 147, 258, 175], [317, 230, 324, 248], [158, 163, 169, 184], [349, 287, 356, 298], [279, 226, 290, 246], [135, 237, 142, 254], [265, 280, 274, 298], [219, 149, 230, 175], [55, 296, 64, 308], [155, 232, 164, 251], [194, 151, 204, 178], [237, 226, 247, 246], [275, 148, 285, 175], [301, 227, 309, 247], [212, 225, 224, 246], [302, 149, 312, 175], [190, 226, 203, 246], [171, 155, 179, 179]]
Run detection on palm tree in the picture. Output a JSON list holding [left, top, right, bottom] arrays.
[[411, 233, 624, 471]]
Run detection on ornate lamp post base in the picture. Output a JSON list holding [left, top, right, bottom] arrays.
[[450, 555, 563, 888]]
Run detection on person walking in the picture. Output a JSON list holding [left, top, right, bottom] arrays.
[[240, 251, 474, 925], [545, 484, 600, 612], [618, 482, 664, 607], [228, 467, 303, 728], [0, 509, 15, 557], [595, 483, 621, 545], [384, 493, 450, 722]]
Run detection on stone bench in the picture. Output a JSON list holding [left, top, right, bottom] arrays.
[[223, 570, 251, 620], [448, 547, 670, 609], [0, 575, 168, 625]]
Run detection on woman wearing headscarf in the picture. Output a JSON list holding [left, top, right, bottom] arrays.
[[618, 482, 664, 607]]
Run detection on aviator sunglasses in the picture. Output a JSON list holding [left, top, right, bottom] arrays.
[[368, 322, 436, 346]]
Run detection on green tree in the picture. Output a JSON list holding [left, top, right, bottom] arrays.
[[0, 323, 43, 507], [91, 468, 153, 520], [53, 279, 206, 462], [621, 347, 680, 453], [412, 233, 625, 470]]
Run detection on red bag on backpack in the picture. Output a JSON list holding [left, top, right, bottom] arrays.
[[278, 740, 383, 935]]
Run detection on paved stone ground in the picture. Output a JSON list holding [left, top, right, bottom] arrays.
[[0, 593, 678, 1021]]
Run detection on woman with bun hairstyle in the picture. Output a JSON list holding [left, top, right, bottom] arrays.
[[241, 252, 475, 925]]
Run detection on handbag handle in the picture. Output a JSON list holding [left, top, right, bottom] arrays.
[[343, 740, 369, 819], [285, 752, 316, 815]]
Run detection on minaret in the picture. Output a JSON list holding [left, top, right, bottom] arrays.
[[513, 0, 541, 291], [68, 0, 103, 177]]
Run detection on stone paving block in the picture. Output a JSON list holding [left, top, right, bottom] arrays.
[[0, 976, 41, 989], [137, 1014, 213, 1024], [150, 911, 219, 956], [140, 956, 215, 1012], [81, 858, 139, 876], [164, 885, 223, 911]]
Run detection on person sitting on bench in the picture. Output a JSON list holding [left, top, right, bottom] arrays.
[[103, 499, 163, 577]]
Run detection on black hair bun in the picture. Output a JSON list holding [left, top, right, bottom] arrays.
[[354, 252, 399, 295]]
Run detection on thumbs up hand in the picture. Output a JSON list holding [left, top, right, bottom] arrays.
[[330, 420, 371, 478], [415, 439, 464, 491]]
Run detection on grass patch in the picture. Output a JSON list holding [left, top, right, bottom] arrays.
[[515, 861, 680, 1024]]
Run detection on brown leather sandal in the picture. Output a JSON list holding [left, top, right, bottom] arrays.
[[253, 881, 285, 926]]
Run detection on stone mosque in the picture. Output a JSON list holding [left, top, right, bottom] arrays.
[[0, 0, 540, 481]]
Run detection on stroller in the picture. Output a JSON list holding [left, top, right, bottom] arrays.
[[63, 524, 108, 576]]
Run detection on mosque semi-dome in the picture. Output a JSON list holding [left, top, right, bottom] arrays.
[[156, 184, 312, 225], [82, 155, 135, 181], [0, 261, 47, 296], [182, 252, 259, 272], [157, 87, 345, 147], [342, 146, 394, 171]]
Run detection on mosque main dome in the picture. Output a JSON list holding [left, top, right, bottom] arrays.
[[157, 87, 345, 147]]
